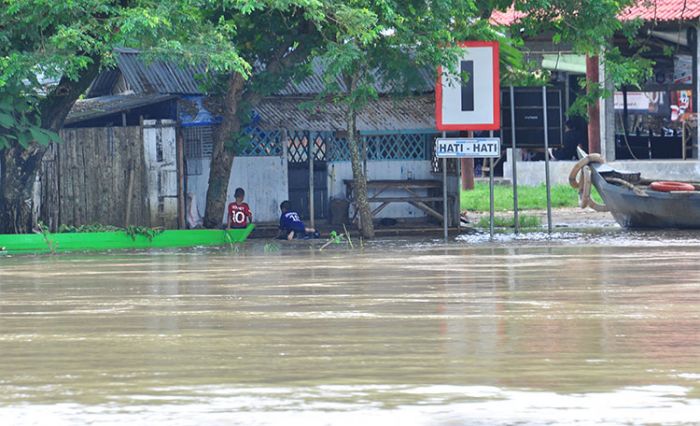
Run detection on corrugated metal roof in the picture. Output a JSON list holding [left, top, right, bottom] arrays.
[[87, 50, 435, 98], [66, 94, 177, 124], [86, 69, 120, 98], [278, 58, 435, 96], [492, 1, 700, 26], [254, 95, 436, 131], [620, 0, 700, 22], [114, 48, 208, 95]]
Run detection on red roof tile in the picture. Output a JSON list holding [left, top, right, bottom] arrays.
[[491, 1, 700, 26], [619, 0, 700, 22], [490, 8, 526, 26]]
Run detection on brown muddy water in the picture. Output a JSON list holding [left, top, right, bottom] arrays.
[[2, 230, 700, 425]]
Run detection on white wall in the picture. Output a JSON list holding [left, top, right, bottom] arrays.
[[186, 155, 288, 225], [504, 158, 578, 186], [504, 147, 700, 186], [328, 160, 437, 219]]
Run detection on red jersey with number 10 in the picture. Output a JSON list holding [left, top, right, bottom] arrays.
[[228, 202, 252, 228]]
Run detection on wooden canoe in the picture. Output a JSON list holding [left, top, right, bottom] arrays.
[[0, 225, 255, 255], [588, 160, 700, 229]]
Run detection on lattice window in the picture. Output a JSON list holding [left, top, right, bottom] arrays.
[[364, 134, 428, 160], [287, 131, 329, 163], [184, 126, 214, 176], [327, 133, 433, 162], [328, 135, 351, 161], [239, 128, 282, 157]]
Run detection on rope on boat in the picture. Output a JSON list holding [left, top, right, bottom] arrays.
[[568, 154, 609, 212], [607, 177, 649, 197]]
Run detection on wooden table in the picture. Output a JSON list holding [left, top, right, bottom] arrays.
[[343, 179, 449, 222]]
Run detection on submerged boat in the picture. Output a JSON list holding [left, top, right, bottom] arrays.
[[0, 224, 255, 255], [572, 149, 700, 229]]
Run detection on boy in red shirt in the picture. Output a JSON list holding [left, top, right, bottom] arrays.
[[227, 187, 252, 229]]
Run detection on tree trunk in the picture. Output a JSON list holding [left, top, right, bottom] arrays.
[[345, 105, 375, 239], [203, 75, 245, 228], [0, 145, 45, 233], [0, 59, 100, 234]]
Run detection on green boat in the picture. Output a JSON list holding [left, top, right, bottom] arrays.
[[0, 225, 255, 255]]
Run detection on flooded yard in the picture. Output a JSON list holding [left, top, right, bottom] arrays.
[[1, 231, 700, 425]]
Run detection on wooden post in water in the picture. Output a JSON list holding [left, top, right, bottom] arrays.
[[176, 128, 186, 229], [309, 132, 315, 229]]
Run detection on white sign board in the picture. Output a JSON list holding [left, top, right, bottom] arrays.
[[436, 41, 500, 131], [435, 138, 501, 158]]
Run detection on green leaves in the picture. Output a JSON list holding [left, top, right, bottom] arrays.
[[0, 90, 61, 149]]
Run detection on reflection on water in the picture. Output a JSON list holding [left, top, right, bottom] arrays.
[[1, 233, 700, 425]]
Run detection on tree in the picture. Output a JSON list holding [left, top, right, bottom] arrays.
[[201, 0, 325, 228], [0, 0, 249, 233], [315, 1, 511, 238], [314, 0, 649, 238]]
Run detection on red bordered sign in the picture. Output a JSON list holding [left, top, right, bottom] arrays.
[[436, 41, 500, 131]]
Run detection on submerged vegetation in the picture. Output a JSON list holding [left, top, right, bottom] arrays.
[[476, 214, 541, 229]]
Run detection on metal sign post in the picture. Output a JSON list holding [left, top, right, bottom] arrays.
[[435, 136, 501, 240], [509, 85, 519, 234], [442, 131, 448, 242], [435, 40, 501, 243], [489, 130, 495, 240], [542, 86, 553, 234]]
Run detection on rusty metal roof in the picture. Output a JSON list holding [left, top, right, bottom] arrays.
[[66, 94, 177, 124], [254, 95, 436, 132]]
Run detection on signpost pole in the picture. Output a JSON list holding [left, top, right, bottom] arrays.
[[509, 85, 519, 234], [489, 130, 495, 240], [442, 131, 448, 242], [542, 86, 553, 234]]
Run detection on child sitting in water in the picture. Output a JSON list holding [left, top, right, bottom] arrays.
[[227, 187, 252, 229], [278, 200, 319, 240]]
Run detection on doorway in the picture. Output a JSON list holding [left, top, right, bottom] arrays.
[[287, 132, 328, 220]]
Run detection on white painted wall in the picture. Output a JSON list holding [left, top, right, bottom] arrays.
[[504, 146, 700, 186], [186, 155, 288, 225], [504, 158, 578, 186], [328, 160, 438, 219]]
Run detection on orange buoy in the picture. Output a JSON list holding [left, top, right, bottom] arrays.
[[649, 181, 696, 192]]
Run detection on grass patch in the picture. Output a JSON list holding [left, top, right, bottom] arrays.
[[476, 214, 541, 229], [461, 183, 602, 212]]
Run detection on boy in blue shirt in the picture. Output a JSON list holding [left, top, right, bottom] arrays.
[[278, 200, 319, 240]]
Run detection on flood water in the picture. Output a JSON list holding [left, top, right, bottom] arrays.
[[2, 231, 700, 425]]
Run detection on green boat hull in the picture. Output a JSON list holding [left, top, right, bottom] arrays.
[[0, 225, 254, 255]]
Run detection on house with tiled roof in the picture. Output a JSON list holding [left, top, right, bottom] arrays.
[[492, 0, 700, 172]]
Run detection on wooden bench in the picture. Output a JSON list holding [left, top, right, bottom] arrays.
[[343, 179, 454, 223]]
